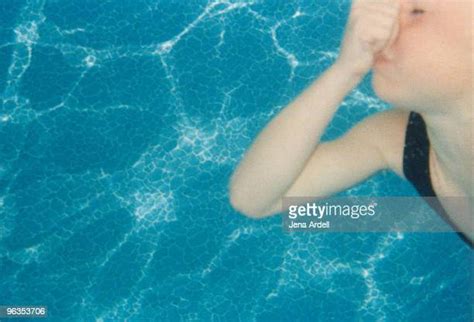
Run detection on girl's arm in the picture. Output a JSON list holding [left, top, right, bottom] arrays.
[[229, 0, 401, 217], [229, 63, 363, 217]]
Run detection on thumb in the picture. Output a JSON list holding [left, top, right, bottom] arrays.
[[378, 8, 400, 58], [387, 0, 402, 48], [386, 18, 399, 50]]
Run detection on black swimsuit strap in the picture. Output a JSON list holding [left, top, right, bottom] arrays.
[[403, 111, 473, 248], [403, 111, 437, 196]]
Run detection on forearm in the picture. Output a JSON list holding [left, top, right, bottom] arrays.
[[229, 62, 362, 216]]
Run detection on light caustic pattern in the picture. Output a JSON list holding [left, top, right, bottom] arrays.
[[0, 0, 471, 321]]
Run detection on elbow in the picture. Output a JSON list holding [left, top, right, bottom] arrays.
[[228, 170, 276, 219], [229, 188, 269, 219], [229, 192, 263, 219]]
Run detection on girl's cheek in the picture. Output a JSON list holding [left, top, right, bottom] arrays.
[[396, 11, 428, 53]]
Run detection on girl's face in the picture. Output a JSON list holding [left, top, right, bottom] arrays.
[[372, 0, 472, 111]]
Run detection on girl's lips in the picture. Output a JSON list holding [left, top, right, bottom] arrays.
[[374, 54, 393, 68], [374, 53, 390, 64], [373, 54, 397, 73]]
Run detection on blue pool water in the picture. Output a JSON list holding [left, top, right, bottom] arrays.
[[0, 0, 472, 320]]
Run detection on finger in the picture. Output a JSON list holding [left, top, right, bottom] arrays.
[[363, 1, 400, 17], [369, 19, 399, 53], [364, 11, 398, 29], [353, 0, 398, 9], [384, 18, 399, 49], [351, 1, 399, 24]]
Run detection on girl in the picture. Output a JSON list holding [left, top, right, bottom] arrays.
[[229, 0, 473, 246]]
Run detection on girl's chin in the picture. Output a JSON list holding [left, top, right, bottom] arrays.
[[371, 73, 396, 102], [372, 77, 413, 107]]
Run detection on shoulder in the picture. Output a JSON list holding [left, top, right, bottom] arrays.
[[354, 109, 411, 177]]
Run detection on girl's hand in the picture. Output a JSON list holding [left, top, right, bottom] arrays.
[[336, 0, 400, 77]]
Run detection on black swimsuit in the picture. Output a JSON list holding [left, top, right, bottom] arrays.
[[403, 111, 473, 248]]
